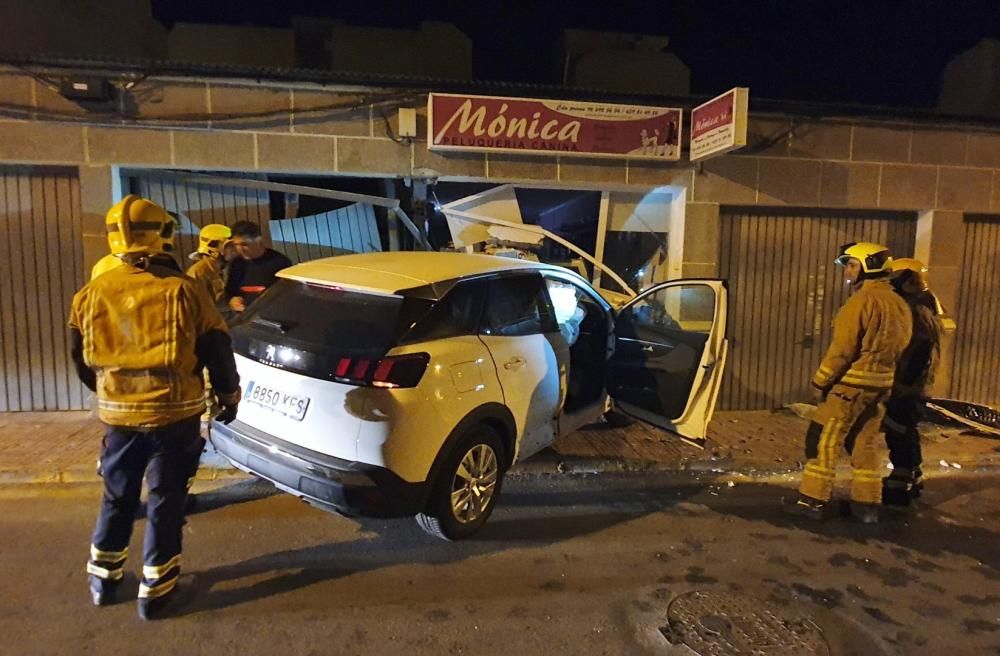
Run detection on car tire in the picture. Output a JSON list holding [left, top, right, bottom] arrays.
[[603, 408, 635, 427], [416, 425, 506, 541]]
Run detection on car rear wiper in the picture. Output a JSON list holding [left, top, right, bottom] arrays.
[[250, 316, 287, 333]]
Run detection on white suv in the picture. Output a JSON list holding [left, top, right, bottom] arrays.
[[211, 251, 728, 539]]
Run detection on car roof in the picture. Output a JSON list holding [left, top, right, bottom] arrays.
[[278, 251, 555, 296]]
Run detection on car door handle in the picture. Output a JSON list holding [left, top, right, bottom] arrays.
[[503, 357, 526, 370]]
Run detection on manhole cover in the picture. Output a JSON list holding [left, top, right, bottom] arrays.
[[660, 590, 830, 655]]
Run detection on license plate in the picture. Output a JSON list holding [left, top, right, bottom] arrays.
[[244, 380, 310, 421]]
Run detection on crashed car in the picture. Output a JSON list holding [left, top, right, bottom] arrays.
[[211, 251, 728, 539]]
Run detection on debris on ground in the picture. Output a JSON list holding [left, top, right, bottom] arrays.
[[781, 403, 817, 421]]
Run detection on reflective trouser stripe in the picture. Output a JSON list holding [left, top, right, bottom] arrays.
[[88, 544, 127, 581], [86, 562, 124, 581], [138, 576, 177, 600], [139, 554, 181, 599], [142, 555, 181, 580], [800, 418, 842, 502]]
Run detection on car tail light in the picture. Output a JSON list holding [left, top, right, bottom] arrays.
[[333, 353, 429, 389]]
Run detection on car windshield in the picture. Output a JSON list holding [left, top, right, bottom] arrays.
[[230, 279, 432, 379]]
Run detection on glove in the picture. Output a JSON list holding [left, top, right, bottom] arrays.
[[215, 404, 238, 425]]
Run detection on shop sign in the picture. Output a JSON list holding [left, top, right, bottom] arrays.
[[428, 93, 683, 161], [689, 87, 749, 161]]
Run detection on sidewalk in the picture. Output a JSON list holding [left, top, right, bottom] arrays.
[[1, 408, 998, 485]]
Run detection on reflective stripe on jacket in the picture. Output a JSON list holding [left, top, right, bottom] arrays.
[[69, 262, 235, 427], [812, 278, 912, 391]]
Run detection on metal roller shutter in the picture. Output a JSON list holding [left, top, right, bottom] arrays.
[[0, 166, 87, 411], [953, 215, 1000, 407], [719, 207, 916, 411]]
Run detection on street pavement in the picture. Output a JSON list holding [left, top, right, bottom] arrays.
[[0, 473, 998, 655], [3, 407, 999, 484]]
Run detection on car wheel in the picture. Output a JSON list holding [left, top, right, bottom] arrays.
[[416, 425, 505, 541], [603, 408, 634, 427]]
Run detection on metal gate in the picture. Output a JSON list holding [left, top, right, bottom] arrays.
[[719, 207, 916, 410], [0, 167, 87, 411], [952, 215, 1000, 407], [128, 171, 272, 263], [128, 171, 382, 264]]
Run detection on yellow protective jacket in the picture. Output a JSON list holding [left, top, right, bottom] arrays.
[[186, 256, 225, 305], [813, 278, 912, 391], [69, 261, 240, 428], [893, 291, 943, 398]]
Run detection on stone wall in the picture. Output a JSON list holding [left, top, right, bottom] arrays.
[[2, 67, 999, 215]]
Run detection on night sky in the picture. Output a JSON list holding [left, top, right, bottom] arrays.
[[152, 0, 1000, 108]]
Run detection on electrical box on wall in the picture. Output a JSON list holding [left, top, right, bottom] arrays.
[[59, 77, 114, 102], [398, 108, 418, 138]]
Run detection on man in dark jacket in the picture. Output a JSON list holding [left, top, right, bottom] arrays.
[[882, 258, 944, 506], [225, 221, 291, 313]]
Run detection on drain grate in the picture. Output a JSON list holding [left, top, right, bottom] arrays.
[[660, 590, 830, 655]]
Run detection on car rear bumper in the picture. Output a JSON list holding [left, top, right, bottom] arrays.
[[210, 419, 427, 518]]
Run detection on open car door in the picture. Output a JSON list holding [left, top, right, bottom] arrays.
[[607, 280, 728, 447]]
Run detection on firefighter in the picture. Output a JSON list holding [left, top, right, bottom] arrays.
[[882, 258, 943, 506], [187, 223, 232, 306], [786, 242, 912, 523], [70, 195, 240, 620]]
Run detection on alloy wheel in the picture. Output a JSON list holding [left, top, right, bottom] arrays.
[[450, 443, 499, 524]]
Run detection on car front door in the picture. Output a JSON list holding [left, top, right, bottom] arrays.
[[607, 280, 728, 447], [478, 273, 564, 462]]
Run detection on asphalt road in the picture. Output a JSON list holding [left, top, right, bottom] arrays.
[[1, 472, 998, 656]]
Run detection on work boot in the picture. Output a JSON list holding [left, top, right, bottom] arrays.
[[849, 501, 879, 524], [88, 575, 118, 607], [881, 476, 912, 507], [782, 494, 827, 520], [137, 586, 179, 621]]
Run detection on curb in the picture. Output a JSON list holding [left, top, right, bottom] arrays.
[[4, 457, 997, 487]]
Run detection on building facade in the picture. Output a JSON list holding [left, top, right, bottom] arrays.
[[1, 60, 998, 412]]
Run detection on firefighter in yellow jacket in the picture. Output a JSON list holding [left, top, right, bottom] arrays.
[[882, 258, 944, 506], [788, 242, 912, 523], [69, 195, 240, 620], [186, 223, 232, 305]]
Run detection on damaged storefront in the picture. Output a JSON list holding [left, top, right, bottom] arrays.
[[1, 60, 998, 411]]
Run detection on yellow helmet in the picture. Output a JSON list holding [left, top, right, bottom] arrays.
[[90, 253, 124, 280], [835, 241, 892, 274], [105, 195, 175, 256], [891, 257, 929, 292], [190, 223, 232, 260]]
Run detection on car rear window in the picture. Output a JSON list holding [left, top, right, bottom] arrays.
[[230, 279, 432, 379]]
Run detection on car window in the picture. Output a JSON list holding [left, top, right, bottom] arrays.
[[622, 284, 716, 335], [543, 276, 601, 347], [230, 278, 432, 379], [481, 274, 558, 337], [400, 278, 488, 344]]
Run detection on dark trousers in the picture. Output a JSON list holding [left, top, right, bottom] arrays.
[[88, 415, 202, 599], [883, 396, 924, 478]]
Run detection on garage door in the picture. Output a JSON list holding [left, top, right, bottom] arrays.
[[0, 167, 87, 411], [719, 207, 916, 411], [952, 215, 1000, 407]]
